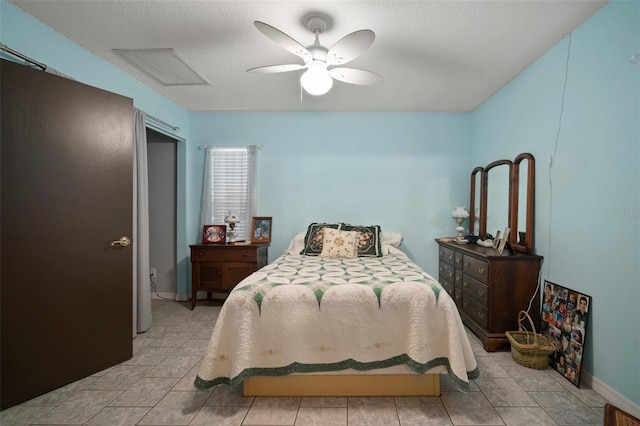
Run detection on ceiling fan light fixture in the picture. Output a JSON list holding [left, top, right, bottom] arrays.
[[300, 61, 333, 96]]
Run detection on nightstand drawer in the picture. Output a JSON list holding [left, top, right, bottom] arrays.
[[192, 247, 259, 262], [463, 255, 488, 282]]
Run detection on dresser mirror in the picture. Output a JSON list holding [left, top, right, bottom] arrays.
[[482, 159, 512, 240], [471, 153, 535, 254], [469, 167, 483, 235], [511, 153, 535, 253]]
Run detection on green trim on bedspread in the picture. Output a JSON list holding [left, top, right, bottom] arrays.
[[194, 355, 480, 393]]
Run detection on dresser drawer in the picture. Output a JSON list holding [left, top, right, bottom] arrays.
[[192, 247, 259, 262], [454, 251, 463, 269], [463, 255, 488, 282], [462, 294, 488, 329], [439, 247, 455, 266], [440, 279, 455, 300], [462, 274, 488, 307], [439, 261, 455, 283], [455, 269, 463, 289]]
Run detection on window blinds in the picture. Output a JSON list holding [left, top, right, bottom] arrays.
[[200, 146, 257, 241]]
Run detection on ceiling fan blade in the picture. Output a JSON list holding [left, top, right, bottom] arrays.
[[247, 64, 306, 74], [254, 21, 312, 62], [326, 30, 375, 65], [329, 68, 383, 86]]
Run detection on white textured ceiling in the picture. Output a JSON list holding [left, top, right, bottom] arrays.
[[9, 0, 607, 112]]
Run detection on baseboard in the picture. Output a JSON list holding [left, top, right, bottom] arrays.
[[151, 293, 225, 302], [582, 371, 640, 417]]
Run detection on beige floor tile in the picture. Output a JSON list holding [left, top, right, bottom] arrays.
[[295, 406, 347, 426]]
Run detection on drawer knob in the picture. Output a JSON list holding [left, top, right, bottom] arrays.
[[464, 260, 469, 266], [478, 311, 486, 319], [478, 267, 486, 274], [243, 251, 249, 257], [479, 290, 486, 297], [198, 251, 203, 257], [463, 281, 469, 288], [448, 272, 453, 278]]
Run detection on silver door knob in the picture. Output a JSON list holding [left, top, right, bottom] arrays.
[[111, 236, 131, 247]]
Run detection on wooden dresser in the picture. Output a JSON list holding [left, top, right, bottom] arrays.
[[189, 243, 269, 309], [437, 239, 542, 351]]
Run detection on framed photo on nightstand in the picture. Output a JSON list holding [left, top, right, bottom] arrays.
[[202, 225, 226, 244], [251, 217, 272, 243]]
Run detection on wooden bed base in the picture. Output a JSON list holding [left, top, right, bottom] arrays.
[[243, 374, 440, 397]]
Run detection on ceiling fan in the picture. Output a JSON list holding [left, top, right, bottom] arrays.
[[247, 16, 383, 96]]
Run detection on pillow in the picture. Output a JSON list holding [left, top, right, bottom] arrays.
[[286, 231, 306, 253], [320, 228, 358, 259], [300, 223, 341, 256], [380, 231, 403, 248], [340, 224, 383, 257]]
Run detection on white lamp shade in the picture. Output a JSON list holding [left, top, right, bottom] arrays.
[[224, 212, 240, 224], [452, 206, 470, 219], [300, 62, 333, 96]]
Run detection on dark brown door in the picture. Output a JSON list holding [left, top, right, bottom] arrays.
[[1, 59, 134, 409]]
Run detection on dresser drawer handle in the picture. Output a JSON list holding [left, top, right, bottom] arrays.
[[448, 254, 453, 261], [478, 267, 486, 274], [478, 311, 486, 319], [243, 251, 249, 258], [464, 260, 469, 266], [463, 281, 469, 288], [197, 251, 204, 257], [448, 272, 453, 278], [439, 250, 444, 257], [455, 258, 461, 265], [479, 290, 486, 297]]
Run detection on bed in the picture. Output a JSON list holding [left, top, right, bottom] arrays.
[[194, 224, 479, 396]]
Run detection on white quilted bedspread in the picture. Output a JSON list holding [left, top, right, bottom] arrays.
[[194, 250, 479, 391]]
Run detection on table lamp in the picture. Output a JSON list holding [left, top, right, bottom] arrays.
[[224, 212, 240, 243], [452, 206, 470, 243]]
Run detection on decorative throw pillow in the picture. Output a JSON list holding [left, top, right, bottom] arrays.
[[300, 223, 341, 256], [340, 224, 383, 257], [320, 228, 358, 259]]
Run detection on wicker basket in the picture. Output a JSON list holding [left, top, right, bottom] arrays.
[[505, 310, 555, 370]]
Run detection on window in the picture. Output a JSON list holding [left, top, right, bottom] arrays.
[[200, 146, 257, 241]]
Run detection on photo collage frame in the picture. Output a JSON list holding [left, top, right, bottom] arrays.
[[540, 280, 591, 387]]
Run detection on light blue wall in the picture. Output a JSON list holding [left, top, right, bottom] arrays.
[[471, 0, 640, 406], [188, 113, 471, 273], [3, 0, 639, 408]]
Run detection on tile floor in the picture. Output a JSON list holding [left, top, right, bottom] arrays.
[[1, 299, 609, 425]]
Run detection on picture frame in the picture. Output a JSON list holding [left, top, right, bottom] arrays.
[[492, 230, 501, 249], [202, 224, 226, 244], [540, 280, 591, 387], [251, 216, 272, 243], [497, 227, 510, 255]]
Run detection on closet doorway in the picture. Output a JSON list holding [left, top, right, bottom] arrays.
[[147, 128, 178, 298]]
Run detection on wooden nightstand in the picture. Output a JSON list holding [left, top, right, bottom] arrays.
[[189, 243, 269, 310]]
